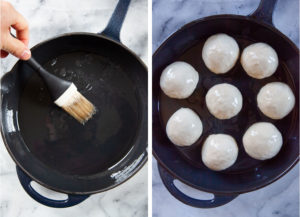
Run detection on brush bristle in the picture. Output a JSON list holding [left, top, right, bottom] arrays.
[[61, 91, 96, 124]]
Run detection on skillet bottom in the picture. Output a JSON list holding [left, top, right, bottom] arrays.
[[159, 35, 297, 174], [18, 52, 140, 176]]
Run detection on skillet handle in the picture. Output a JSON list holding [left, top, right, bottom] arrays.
[[158, 164, 238, 208], [99, 0, 131, 42], [16, 166, 89, 208], [249, 0, 278, 26]]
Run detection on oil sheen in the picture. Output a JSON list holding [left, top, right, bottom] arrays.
[[18, 52, 139, 176]]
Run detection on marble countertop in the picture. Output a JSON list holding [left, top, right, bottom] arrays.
[[152, 0, 299, 216], [0, 0, 148, 217]]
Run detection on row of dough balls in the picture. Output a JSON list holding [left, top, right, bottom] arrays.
[[160, 61, 295, 120], [166, 108, 283, 171], [202, 33, 278, 79], [207, 82, 295, 120]]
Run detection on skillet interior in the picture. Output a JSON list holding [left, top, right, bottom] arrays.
[[153, 15, 299, 194], [19, 51, 139, 176], [1, 33, 148, 194]]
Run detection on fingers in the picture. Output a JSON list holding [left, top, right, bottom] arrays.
[[0, 1, 30, 60], [2, 35, 31, 60], [11, 10, 29, 46]]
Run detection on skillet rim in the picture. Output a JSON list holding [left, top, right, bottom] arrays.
[[152, 14, 299, 195], [0, 32, 148, 195]]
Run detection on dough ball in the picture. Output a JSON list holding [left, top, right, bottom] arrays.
[[202, 33, 239, 74], [257, 82, 295, 119], [243, 122, 282, 160], [202, 134, 238, 171], [166, 108, 203, 146], [241, 42, 278, 79], [160, 61, 199, 99], [205, 83, 243, 119]]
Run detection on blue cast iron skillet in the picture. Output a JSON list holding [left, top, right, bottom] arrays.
[[1, 0, 147, 208], [153, 0, 299, 208]]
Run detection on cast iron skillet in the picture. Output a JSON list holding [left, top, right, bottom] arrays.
[[1, 0, 147, 208], [153, 0, 299, 208]]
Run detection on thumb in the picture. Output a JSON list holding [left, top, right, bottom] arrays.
[[2, 35, 31, 60]]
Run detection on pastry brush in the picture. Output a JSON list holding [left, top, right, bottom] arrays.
[[27, 57, 96, 124]]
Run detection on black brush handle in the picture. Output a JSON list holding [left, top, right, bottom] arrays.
[[27, 57, 72, 100], [10, 32, 72, 100]]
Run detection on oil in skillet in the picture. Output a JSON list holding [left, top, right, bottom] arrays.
[[18, 52, 140, 176]]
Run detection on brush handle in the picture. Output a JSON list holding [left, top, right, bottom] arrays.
[[11, 32, 72, 100], [27, 57, 72, 100]]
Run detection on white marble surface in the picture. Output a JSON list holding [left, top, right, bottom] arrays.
[[0, 0, 148, 216], [153, 0, 299, 51], [152, 0, 299, 216]]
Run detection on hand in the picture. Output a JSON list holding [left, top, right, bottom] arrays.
[[0, 1, 31, 60]]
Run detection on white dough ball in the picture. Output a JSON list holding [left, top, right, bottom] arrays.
[[160, 61, 199, 99], [241, 42, 278, 79], [257, 82, 295, 119], [202, 33, 239, 74], [202, 134, 238, 171], [243, 122, 282, 160], [166, 108, 203, 146], [205, 83, 243, 119]]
